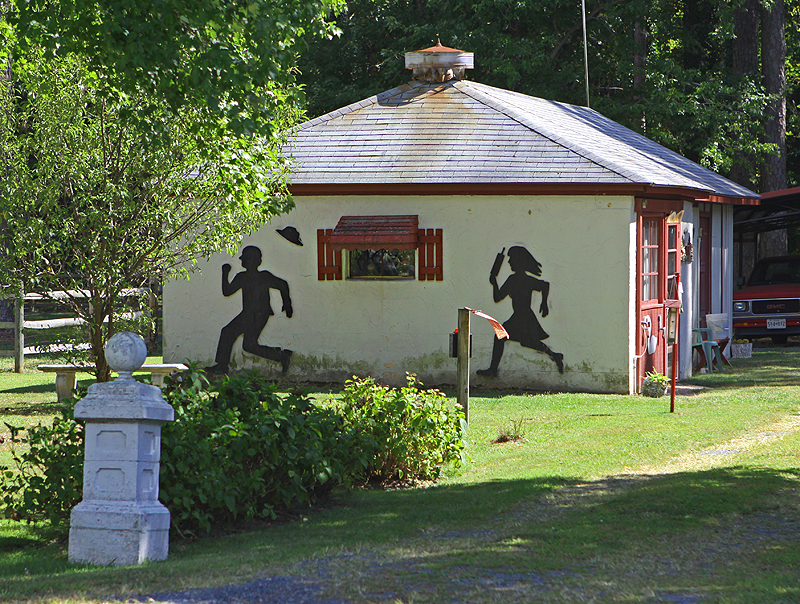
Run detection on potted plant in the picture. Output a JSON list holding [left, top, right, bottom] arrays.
[[642, 370, 669, 398], [730, 339, 752, 359]]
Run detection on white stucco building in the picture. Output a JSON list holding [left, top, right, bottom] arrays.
[[164, 44, 758, 394]]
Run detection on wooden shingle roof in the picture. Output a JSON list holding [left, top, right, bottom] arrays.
[[287, 79, 758, 202]]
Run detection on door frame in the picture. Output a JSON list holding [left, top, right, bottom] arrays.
[[635, 199, 683, 391]]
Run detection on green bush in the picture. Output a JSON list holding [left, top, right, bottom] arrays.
[[159, 368, 352, 534], [0, 369, 467, 535], [1, 405, 84, 526], [335, 374, 468, 484]]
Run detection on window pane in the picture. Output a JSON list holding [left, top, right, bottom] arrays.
[[668, 225, 677, 249], [348, 249, 415, 279], [642, 275, 658, 301], [643, 247, 657, 274], [668, 251, 677, 276], [667, 276, 678, 300], [644, 221, 658, 246]]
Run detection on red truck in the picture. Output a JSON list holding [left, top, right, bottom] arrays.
[[733, 256, 800, 345]]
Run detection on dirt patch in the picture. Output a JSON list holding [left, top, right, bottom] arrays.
[[673, 384, 709, 397], [634, 411, 800, 475]]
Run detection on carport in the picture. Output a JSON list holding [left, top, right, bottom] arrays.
[[734, 186, 800, 285]]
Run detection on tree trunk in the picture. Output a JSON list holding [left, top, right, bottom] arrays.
[[732, 0, 759, 74], [759, 229, 788, 259], [633, 19, 646, 91], [632, 17, 647, 132], [761, 0, 787, 193], [91, 298, 112, 382], [728, 0, 759, 189]]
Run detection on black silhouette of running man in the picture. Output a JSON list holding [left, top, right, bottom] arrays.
[[477, 246, 564, 377], [206, 245, 293, 374]]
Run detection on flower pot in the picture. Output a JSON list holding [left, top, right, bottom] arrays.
[[642, 378, 668, 398], [730, 343, 752, 359]]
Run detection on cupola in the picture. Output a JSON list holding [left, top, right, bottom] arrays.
[[404, 40, 474, 83]]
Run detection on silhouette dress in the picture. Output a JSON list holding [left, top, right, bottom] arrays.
[[477, 246, 564, 377]]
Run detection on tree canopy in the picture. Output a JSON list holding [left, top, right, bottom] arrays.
[[1, 0, 343, 378], [9, 0, 344, 137]]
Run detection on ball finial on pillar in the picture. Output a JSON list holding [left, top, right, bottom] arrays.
[[105, 332, 148, 380]]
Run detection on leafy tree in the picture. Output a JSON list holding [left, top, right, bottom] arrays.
[[9, 0, 344, 137], [0, 50, 298, 379], [1, 0, 343, 379]]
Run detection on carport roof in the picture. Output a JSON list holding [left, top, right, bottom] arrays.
[[735, 186, 800, 234], [287, 79, 759, 203]]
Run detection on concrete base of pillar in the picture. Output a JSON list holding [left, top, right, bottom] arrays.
[[68, 500, 170, 566]]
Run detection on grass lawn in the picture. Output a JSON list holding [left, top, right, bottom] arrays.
[[1, 346, 800, 603]]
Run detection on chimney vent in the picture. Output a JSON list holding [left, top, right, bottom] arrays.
[[404, 39, 474, 83]]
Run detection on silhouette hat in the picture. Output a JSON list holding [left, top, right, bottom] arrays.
[[277, 226, 303, 246]]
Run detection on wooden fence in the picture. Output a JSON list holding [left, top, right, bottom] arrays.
[[0, 288, 154, 373]]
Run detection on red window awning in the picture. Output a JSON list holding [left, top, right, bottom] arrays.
[[329, 215, 419, 251]]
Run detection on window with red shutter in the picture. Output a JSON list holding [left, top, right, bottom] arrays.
[[317, 218, 442, 281]]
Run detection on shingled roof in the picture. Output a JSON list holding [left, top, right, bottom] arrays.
[[287, 79, 758, 202]]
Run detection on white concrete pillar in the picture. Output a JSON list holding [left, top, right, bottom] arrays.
[[68, 332, 174, 566]]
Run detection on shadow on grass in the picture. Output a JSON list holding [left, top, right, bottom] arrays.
[[307, 467, 800, 603], [2, 382, 57, 395], [2, 378, 93, 394], [4, 468, 800, 604], [0, 401, 64, 416]]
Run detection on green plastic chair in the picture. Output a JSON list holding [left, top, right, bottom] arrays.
[[692, 328, 723, 373]]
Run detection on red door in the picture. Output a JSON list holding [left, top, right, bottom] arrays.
[[636, 201, 682, 391]]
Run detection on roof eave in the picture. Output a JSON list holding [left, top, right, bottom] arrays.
[[288, 182, 760, 204]]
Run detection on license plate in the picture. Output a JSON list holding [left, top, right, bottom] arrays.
[[767, 318, 786, 329]]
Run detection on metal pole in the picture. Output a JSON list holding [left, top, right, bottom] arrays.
[[581, 0, 590, 107], [457, 308, 470, 423], [671, 312, 679, 413], [13, 288, 24, 373]]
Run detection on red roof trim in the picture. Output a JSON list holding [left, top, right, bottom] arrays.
[[290, 182, 760, 205], [330, 215, 419, 251], [760, 186, 800, 200]]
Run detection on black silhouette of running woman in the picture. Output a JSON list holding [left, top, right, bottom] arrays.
[[477, 246, 564, 377], [206, 245, 293, 374]]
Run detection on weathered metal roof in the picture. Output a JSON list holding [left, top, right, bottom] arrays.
[[287, 79, 757, 200]]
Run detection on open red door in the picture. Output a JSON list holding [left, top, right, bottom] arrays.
[[636, 200, 682, 392]]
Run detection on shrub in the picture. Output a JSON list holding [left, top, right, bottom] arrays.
[[1, 404, 84, 526], [0, 369, 467, 535], [335, 374, 468, 484], [644, 370, 670, 387], [159, 368, 352, 535]]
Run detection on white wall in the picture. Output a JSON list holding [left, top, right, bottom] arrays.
[[164, 195, 636, 392], [679, 202, 696, 380]]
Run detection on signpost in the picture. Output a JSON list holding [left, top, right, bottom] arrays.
[[455, 307, 509, 424]]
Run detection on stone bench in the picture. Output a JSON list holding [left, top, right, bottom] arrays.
[[38, 363, 188, 402]]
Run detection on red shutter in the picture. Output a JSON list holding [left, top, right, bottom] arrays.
[[317, 229, 342, 280], [418, 228, 443, 281]]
